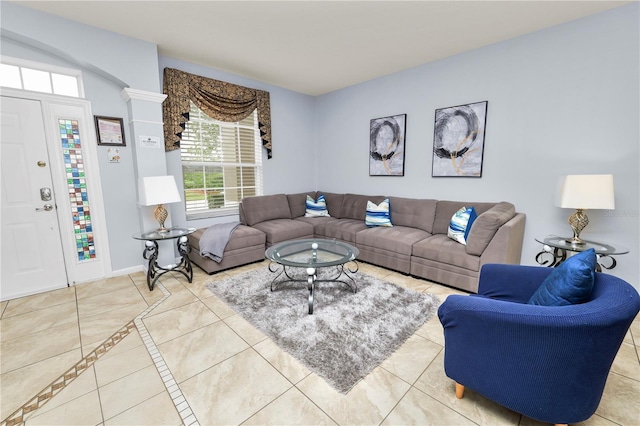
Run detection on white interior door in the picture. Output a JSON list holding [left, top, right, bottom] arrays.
[[1, 96, 68, 300]]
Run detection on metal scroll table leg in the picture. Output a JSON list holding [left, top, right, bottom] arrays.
[[142, 237, 193, 291], [143, 241, 159, 291], [307, 267, 316, 315], [175, 235, 193, 283], [535, 246, 566, 268]]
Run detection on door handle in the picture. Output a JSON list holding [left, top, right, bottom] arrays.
[[36, 204, 53, 212]]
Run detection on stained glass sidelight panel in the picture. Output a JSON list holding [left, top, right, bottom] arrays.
[[59, 119, 96, 261]]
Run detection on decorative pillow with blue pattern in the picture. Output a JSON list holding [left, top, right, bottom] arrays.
[[447, 206, 478, 245], [365, 198, 393, 227], [304, 194, 331, 217], [528, 248, 597, 306]]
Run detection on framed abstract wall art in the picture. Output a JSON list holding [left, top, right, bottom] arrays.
[[369, 114, 406, 176], [432, 101, 487, 177]]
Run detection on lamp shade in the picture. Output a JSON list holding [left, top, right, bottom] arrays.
[[556, 174, 615, 210], [138, 176, 182, 206]]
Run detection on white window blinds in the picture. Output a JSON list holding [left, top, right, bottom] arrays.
[[181, 101, 263, 219]]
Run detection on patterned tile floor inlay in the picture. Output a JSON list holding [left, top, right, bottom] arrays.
[[134, 282, 199, 426], [1, 281, 198, 426], [2, 321, 137, 426]]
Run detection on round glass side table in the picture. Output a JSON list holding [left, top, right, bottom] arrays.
[[535, 235, 629, 272], [132, 227, 196, 290]]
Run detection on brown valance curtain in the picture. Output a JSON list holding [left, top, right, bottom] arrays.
[[163, 67, 272, 158]]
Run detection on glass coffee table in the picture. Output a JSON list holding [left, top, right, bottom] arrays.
[[265, 239, 359, 314]]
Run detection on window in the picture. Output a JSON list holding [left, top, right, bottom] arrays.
[[181, 101, 263, 219], [0, 58, 82, 97]]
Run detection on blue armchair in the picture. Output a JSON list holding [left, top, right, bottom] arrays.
[[438, 263, 640, 426]]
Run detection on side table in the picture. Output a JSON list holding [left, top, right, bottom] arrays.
[[133, 227, 196, 290], [535, 235, 629, 272]]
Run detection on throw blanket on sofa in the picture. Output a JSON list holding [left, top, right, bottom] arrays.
[[200, 221, 241, 263]]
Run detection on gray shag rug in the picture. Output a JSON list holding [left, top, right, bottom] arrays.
[[206, 267, 439, 393]]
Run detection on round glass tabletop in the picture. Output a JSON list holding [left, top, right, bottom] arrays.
[[132, 227, 196, 241], [266, 238, 359, 268]]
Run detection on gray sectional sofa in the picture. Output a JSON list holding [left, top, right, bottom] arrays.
[[187, 191, 526, 293]]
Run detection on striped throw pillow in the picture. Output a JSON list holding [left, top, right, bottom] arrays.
[[447, 206, 478, 245], [365, 198, 393, 227], [305, 195, 330, 217]]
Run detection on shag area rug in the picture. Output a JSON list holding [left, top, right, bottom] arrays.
[[206, 267, 439, 393]]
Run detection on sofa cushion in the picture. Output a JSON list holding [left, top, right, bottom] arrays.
[[465, 202, 516, 256], [412, 234, 481, 272], [388, 197, 437, 233], [528, 249, 597, 306], [365, 198, 392, 227], [447, 206, 478, 245], [305, 194, 331, 217], [252, 219, 313, 246], [294, 216, 338, 233], [287, 192, 317, 218], [341, 193, 386, 221], [314, 218, 368, 243], [242, 194, 292, 226], [315, 192, 344, 219], [357, 226, 430, 256], [433, 200, 497, 235]]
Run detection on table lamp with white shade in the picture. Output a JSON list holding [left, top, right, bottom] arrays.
[[556, 174, 615, 246], [138, 175, 182, 233]]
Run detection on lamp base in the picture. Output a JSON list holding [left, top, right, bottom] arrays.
[[566, 209, 589, 246], [154, 204, 169, 233], [565, 236, 586, 246]]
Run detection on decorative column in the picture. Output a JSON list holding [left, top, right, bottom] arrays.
[[121, 88, 177, 268]]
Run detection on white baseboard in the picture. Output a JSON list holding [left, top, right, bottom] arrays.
[[111, 265, 145, 277]]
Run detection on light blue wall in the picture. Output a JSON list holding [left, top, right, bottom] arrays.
[[314, 3, 639, 288]]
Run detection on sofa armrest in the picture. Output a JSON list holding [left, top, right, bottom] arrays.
[[465, 202, 515, 255], [239, 202, 247, 225], [478, 212, 526, 264]]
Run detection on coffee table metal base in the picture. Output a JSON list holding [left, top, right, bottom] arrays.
[[268, 262, 358, 314]]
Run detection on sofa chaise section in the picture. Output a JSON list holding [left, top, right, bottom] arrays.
[[187, 225, 265, 274]]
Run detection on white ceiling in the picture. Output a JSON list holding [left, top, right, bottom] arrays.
[[14, 1, 631, 96]]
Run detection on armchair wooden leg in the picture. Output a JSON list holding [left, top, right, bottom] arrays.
[[455, 382, 465, 399], [554, 424, 568, 426]]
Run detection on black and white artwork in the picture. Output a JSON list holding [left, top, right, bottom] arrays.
[[369, 114, 406, 176], [432, 101, 488, 177]]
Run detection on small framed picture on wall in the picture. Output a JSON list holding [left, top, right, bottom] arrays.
[[94, 116, 126, 146]]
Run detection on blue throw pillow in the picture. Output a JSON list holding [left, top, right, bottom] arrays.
[[447, 206, 478, 245], [528, 248, 597, 306], [365, 198, 393, 227], [304, 195, 330, 217]]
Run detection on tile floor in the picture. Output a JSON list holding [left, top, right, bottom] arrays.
[[1, 261, 639, 426]]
